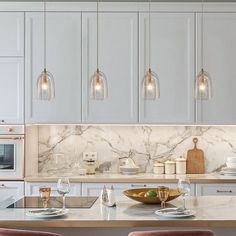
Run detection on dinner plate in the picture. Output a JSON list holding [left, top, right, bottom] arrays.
[[26, 208, 69, 218], [155, 208, 195, 218]]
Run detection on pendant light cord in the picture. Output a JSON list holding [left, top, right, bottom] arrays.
[[97, 0, 99, 70], [201, 0, 204, 70], [148, 0, 151, 70], [44, 0, 47, 70]]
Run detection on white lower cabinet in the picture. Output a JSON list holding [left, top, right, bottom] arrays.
[[25, 182, 82, 196], [82, 182, 195, 196], [0, 181, 24, 207], [196, 184, 236, 196]]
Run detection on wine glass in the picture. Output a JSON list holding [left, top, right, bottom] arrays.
[[57, 178, 70, 210], [178, 178, 191, 210], [158, 186, 169, 209]]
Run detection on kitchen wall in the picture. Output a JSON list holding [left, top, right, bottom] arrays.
[[25, 125, 236, 176]]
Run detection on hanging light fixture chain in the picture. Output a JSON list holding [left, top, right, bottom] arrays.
[[97, 0, 99, 70], [201, 0, 204, 70], [43, 0, 47, 70], [148, 0, 151, 70]]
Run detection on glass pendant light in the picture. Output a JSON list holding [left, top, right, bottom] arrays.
[[90, 0, 108, 100], [142, 0, 160, 100], [195, 0, 212, 100], [37, 0, 55, 101]]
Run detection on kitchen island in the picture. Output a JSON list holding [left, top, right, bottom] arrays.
[[0, 196, 236, 236]]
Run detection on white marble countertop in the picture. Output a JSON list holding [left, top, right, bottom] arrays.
[[24, 173, 236, 183], [1, 196, 236, 228]]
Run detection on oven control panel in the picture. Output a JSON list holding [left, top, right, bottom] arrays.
[[0, 126, 24, 135]]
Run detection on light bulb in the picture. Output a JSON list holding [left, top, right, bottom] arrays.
[[199, 74, 206, 91], [95, 83, 101, 91], [42, 76, 48, 91], [147, 82, 153, 91]]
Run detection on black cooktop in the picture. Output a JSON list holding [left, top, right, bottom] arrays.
[[7, 196, 98, 208]]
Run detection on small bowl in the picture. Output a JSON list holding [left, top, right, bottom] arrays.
[[226, 162, 236, 169], [227, 157, 236, 163]]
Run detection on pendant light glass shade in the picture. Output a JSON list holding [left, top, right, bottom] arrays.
[[195, 68, 212, 100], [142, 0, 160, 100], [90, 68, 108, 100], [89, 0, 108, 101], [37, 68, 55, 101], [142, 68, 160, 100], [37, 0, 55, 101]]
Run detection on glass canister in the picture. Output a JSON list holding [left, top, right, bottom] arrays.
[[86, 159, 96, 175], [153, 162, 165, 174], [164, 160, 176, 174], [175, 157, 186, 174]]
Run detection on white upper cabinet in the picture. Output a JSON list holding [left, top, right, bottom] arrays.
[[0, 13, 24, 57], [196, 13, 236, 124], [139, 13, 195, 124], [0, 58, 24, 124], [25, 12, 82, 123], [82, 13, 138, 123]]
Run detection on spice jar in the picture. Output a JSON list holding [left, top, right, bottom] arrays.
[[175, 157, 186, 174], [86, 159, 96, 175], [153, 162, 165, 174], [164, 160, 176, 174]]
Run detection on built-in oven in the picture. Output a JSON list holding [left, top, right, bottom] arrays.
[[0, 126, 24, 179]]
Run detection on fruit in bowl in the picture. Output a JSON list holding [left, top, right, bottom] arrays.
[[145, 190, 157, 197], [123, 188, 181, 204]]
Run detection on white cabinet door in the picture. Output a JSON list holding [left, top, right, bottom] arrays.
[[196, 13, 236, 124], [196, 183, 236, 196], [82, 13, 138, 123], [0, 181, 24, 208], [82, 182, 195, 196], [139, 13, 195, 124], [25, 12, 82, 123], [0, 58, 24, 124], [25, 182, 82, 196], [0, 12, 24, 56]]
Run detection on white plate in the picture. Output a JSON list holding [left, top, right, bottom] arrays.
[[155, 208, 195, 218], [26, 209, 69, 218]]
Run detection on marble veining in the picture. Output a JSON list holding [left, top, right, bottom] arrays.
[[36, 126, 236, 175]]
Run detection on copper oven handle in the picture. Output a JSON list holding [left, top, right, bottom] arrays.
[[0, 137, 24, 140]]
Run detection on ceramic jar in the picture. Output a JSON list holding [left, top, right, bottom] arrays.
[[153, 162, 165, 174], [164, 160, 176, 174], [175, 157, 187, 174]]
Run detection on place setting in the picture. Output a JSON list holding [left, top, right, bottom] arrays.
[[26, 177, 71, 218], [155, 179, 196, 219]]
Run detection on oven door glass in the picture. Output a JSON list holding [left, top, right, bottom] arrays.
[[0, 144, 15, 170]]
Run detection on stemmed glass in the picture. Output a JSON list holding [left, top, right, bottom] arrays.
[[39, 187, 51, 208], [178, 178, 191, 210], [158, 186, 169, 209], [57, 178, 70, 210]]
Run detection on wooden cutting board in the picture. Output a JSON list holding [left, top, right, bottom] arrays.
[[186, 138, 205, 174]]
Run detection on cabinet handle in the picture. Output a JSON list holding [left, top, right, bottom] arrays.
[[0, 184, 15, 189], [131, 184, 147, 188], [0, 120, 5, 123], [216, 190, 232, 193]]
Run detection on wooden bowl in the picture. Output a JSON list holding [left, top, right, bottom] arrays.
[[123, 188, 181, 204]]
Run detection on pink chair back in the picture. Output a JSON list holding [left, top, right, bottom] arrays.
[[129, 230, 214, 236], [0, 228, 61, 236]]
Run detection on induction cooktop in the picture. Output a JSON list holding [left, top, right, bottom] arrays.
[[7, 196, 98, 208]]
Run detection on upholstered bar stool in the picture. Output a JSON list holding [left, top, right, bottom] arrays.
[[128, 230, 214, 236], [0, 228, 61, 236]]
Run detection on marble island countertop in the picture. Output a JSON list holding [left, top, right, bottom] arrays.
[[1, 196, 236, 228], [24, 173, 236, 183]]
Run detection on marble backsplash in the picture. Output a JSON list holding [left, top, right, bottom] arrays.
[[31, 125, 236, 176]]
